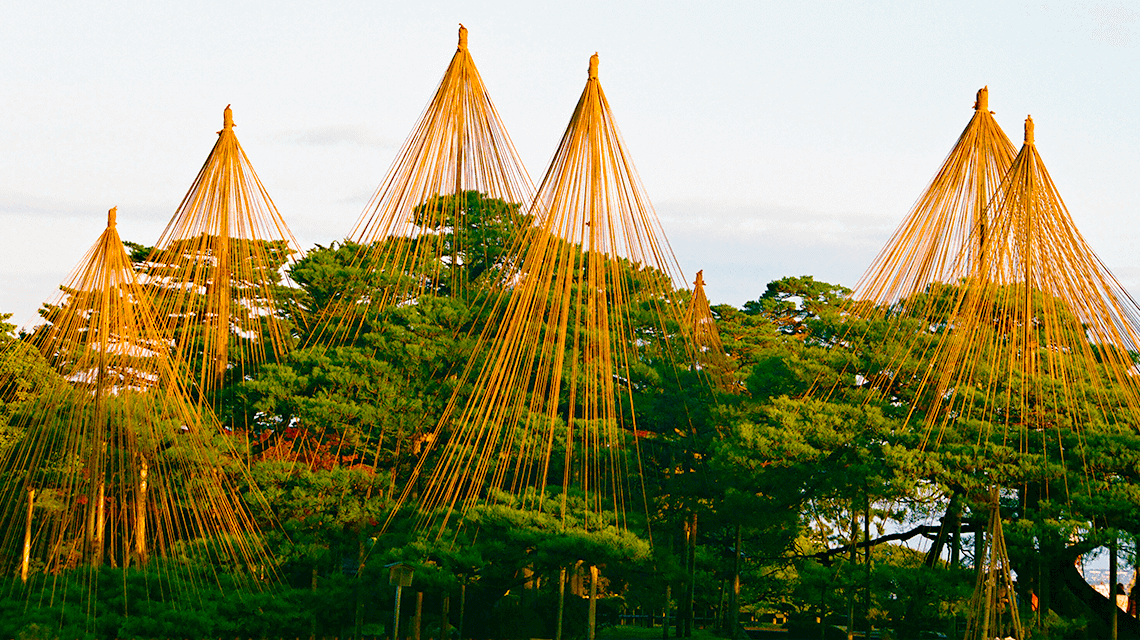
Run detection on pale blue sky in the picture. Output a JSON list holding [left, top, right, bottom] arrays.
[[1, 1, 1137, 327]]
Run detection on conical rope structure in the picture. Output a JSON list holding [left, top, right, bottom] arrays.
[[141, 106, 299, 402], [849, 87, 1017, 308], [0, 209, 270, 604], [885, 116, 1140, 461], [685, 270, 734, 390], [390, 53, 690, 536], [311, 24, 535, 346]]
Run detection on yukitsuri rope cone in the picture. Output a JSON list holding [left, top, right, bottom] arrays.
[[849, 87, 1017, 308], [390, 53, 689, 535], [0, 209, 269, 605], [141, 105, 299, 401], [888, 116, 1140, 458], [686, 270, 734, 390], [314, 24, 535, 345]]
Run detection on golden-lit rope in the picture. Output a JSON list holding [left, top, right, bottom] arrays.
[[311, 24, 535, 346], [142, 105, 299, 399], [900, 116, 1140, 458], [834, 103, 1140, 503], [685, 270, 734, 388], [0, 208, 270, 596], [389, 53, 689, 535], [850, 87, 1017, 309]]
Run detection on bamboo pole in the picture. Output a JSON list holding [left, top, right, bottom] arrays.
[[589, 565, 599, 640], [1111, 533, 1118, 640], [731, 524, 742, 640], [135, 457, 148, 564], [556, 567, 566, 640], [94, 480, 105, 567], [457, 582, 466, 640], [414, 591, 423, 640], [21, 488, 34, 583]]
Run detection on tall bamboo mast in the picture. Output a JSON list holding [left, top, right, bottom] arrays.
[[389, 53, 689, 535]]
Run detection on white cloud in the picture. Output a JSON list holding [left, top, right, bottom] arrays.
[[279, 124, 399, 149]]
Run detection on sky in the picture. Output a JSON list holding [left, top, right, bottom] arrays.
[[0, 1, 1137, 328]]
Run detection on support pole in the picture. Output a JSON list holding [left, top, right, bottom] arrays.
[[556, 567, 566, 640], [731, 524, 742, 640], [134, 457, 149, 564], [94, 481, 105, 567], [686, 513, 697, 637], [1110, 533, 1118, 640], [394, 584, 403, 640], [441, 594, 451, 640], [21, 488, 34, 583], [589, 565, 599, 640], [457, 582, 466, 640], [414, 591, 423, 640], [864, 496, 871, 639]]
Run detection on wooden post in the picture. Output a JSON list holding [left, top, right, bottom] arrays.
[[134, 457, 148, 564], [663, 584, 671, 640], [393, 584, 403, 640], [457, 582, 466, 640], [1110, 533, 1118, 640], [414, 591, 423, 640], [847, 506, 856, 640], [589, 565, 599, 640], [864, 496, 871, 639], [731, 524, 741, 639], [556, 567, 566, 640], [21, 488, 34, 583], [685, 513, 697, 637], [441, 594, 451, 640], [980, 503, 995, 640], [94, 481, 105, 567]]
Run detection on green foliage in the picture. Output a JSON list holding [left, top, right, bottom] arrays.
[[9, 193, 1140, 639]]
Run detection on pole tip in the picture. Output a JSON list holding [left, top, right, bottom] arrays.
[[588, 52, 599, 80], [108, 207, 117, 228], [694, 270, 705, 288], [458, 24, 468, 51], [1024, 115, 1034, 145], [974, 86, 989, 113], [223, 104, 234, 131]]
